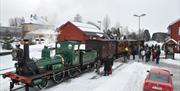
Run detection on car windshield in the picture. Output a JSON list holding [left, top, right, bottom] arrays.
[[149, 74, 169, 83]]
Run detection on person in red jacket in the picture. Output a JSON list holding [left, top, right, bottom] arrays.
[[152, 48, 157, 62]]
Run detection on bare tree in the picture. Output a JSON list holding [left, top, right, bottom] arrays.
[[9, 17, 25, 26], [129, 32, 138, 40], [143, 29, 151, 41], [103, 15, 111, 33]]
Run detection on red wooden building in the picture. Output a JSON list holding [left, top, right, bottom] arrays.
[[57, 21, 108, 43], [164, 19, 180, 56]]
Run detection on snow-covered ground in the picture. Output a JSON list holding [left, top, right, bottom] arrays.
[[44, 62, 153, 91], [161, 58, 180, 66]]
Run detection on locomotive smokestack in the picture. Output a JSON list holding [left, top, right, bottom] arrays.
[[23, 39, 29, 60]]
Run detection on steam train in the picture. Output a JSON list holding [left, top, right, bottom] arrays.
[[3, 40, 97, 91], [2, 39, 144, 91]]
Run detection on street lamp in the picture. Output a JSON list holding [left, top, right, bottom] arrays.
[[133, 14, 146, 59]]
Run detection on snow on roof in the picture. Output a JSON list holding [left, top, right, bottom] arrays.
[[24, 16, 49, 25], [165, 38, 178, 44], [71, 22, 102, 33], [168, 18, 180, 27], [28, 29, 58, 35], [144, 40, 158, 46], [96, 33, 104, 37]]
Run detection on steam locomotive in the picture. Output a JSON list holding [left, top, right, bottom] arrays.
[[3, 39, 97, 91]]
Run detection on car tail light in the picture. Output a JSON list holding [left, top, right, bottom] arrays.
[[144, 82, 150, 87], [166, 86, 173, 91]]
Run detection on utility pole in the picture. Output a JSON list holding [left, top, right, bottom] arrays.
[[133, 14, 146, 59]]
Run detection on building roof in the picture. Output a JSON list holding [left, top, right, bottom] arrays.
[[167, 18, 180, 30], [27, 29, 58, 35], [71, 22, 103, 33], [165, 38, 178, 44]]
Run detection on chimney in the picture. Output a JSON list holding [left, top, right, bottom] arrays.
[[23, 39, 30, 60]]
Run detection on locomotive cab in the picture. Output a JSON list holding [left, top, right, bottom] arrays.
[[56, 41, 80, 66]]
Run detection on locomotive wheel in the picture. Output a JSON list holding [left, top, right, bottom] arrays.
[[53, 72, 64, 83], [37, 78, 48, 89]]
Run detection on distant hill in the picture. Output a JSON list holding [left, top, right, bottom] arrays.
[[151, 32, 168, 42]]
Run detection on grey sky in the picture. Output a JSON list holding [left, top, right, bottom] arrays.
[[0, 0, 180, 34]]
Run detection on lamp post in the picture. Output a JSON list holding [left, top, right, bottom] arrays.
[[133, 14, 146, 59]]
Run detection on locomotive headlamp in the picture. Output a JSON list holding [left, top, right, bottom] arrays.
[[23, 39, 29, 44]]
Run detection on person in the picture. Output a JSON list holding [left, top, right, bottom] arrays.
[[95, 54, 101, 74], [104, 56, 110, 76], [12, 44, 24, 75], [152, 48, 156, 62], [156, 45, 161, 64], [123, 47, 128, 62], [131, 46, 136, 60], [12, 44, 24, 61], [141, 48, 145, 61], [145, 48, 151, 62], [41, 46, 50, 58], [108, 55, 113, 75]]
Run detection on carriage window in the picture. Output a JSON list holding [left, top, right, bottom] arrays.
[[80, 44, 85, 50], [74, 45, 79, 50], [68, 44, 73, 49], [57, 43, 61, 48]]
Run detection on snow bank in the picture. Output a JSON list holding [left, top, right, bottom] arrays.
[[161, 58, 180, 66], [93, 62, 153, 91], [175, 53, 180, 60], [0, 55, 15, 71]]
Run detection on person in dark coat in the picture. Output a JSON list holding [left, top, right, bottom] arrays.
[[12, 44, 24, 61], [104, 56, 110, 76], [108, 56, 113, 75], [131, 46, 136, 60], [41, 46, 50, 58], [12, 44, 24, 75], [95, 54, 101, 74], [156, 46, 161, 64], [145, 48, 151, 62]]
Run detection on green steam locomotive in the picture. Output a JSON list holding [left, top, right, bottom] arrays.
[[3, 40, 97, 91]]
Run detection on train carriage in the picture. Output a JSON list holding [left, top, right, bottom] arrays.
[[86, 39, 117, 63]]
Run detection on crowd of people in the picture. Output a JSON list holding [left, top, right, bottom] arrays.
[[133, 44, 161, 64], [97, 44, 162, 76]]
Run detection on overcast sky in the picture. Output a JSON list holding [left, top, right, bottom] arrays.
[[0, 0, 180, 34]]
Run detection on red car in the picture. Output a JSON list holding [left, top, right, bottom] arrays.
[[143, 68, 173, 91]]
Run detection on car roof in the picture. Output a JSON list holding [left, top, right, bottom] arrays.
[[150, 68, 170, 76]]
